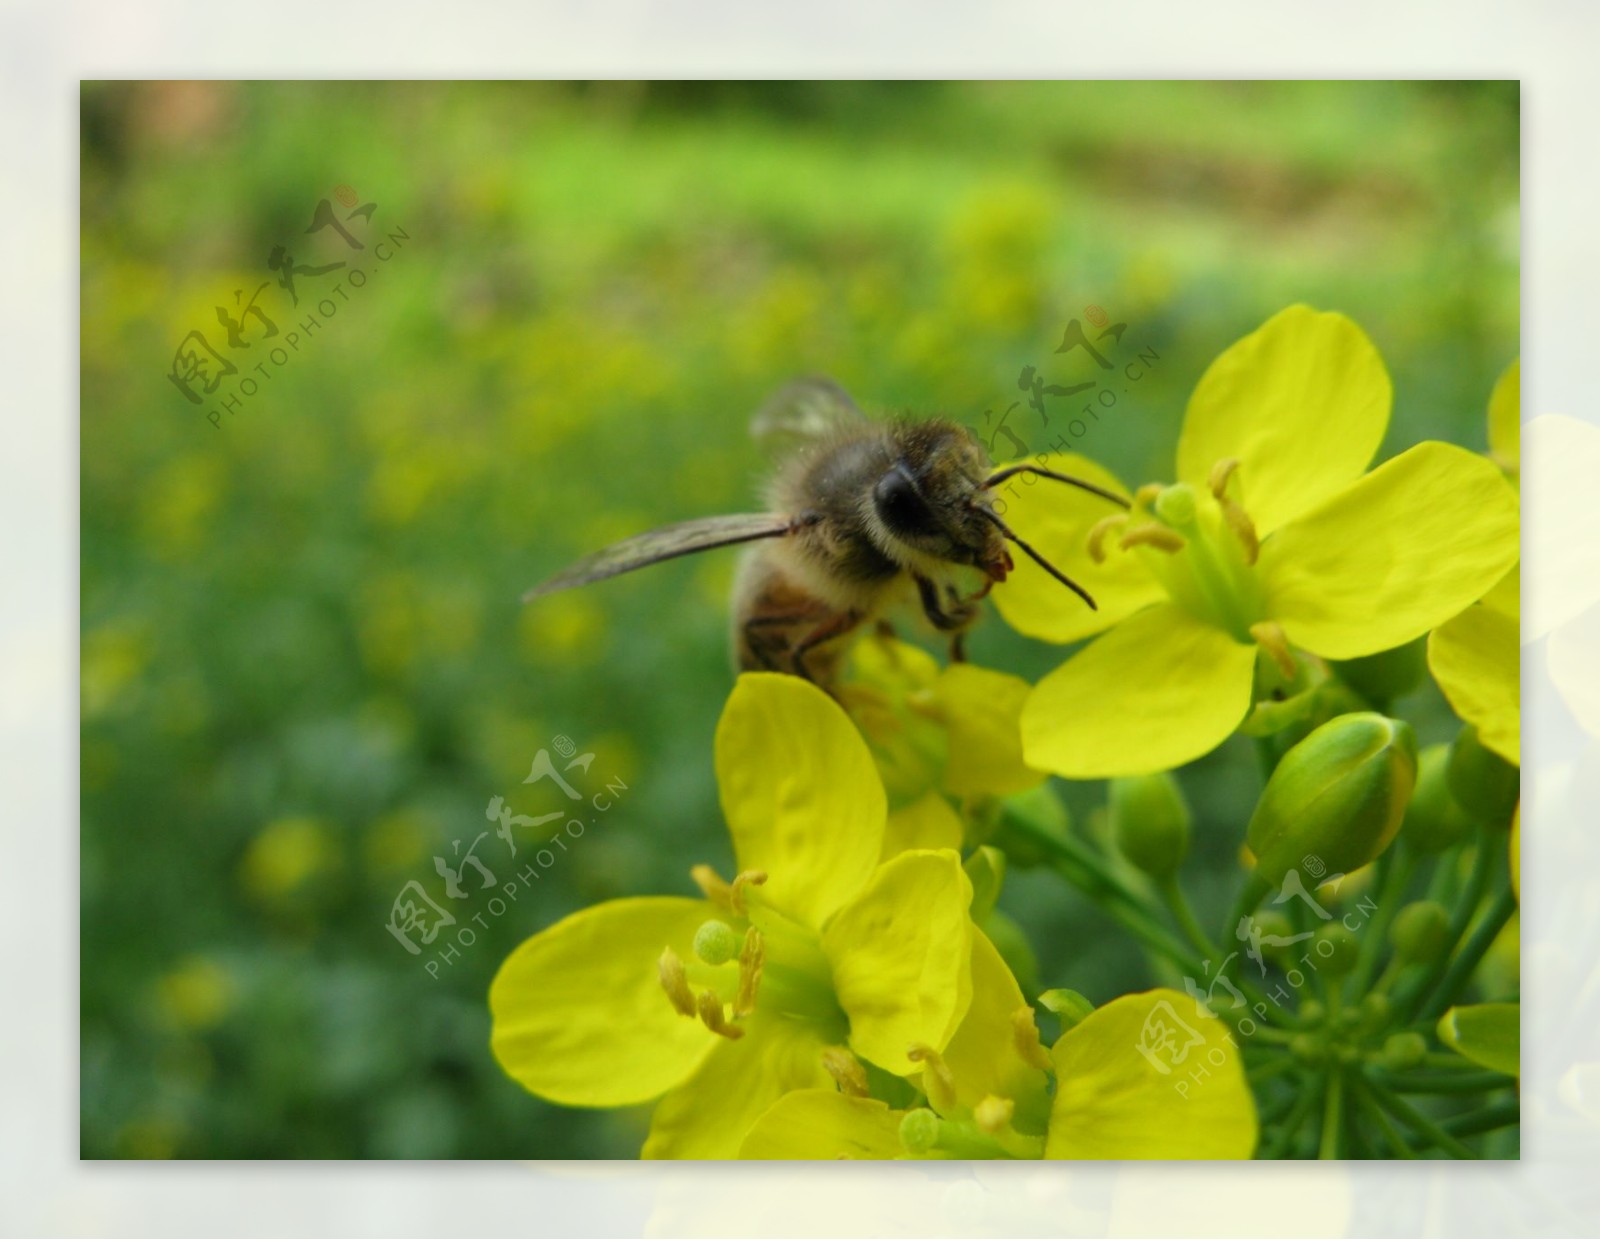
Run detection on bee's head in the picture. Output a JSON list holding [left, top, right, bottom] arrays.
[[871, 421, 1011, 579]]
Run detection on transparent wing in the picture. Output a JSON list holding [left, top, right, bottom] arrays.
[[521, 513, 797, 602], [750, 376, 866, 456]]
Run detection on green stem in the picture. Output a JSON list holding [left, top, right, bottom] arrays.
[[1318, 1070, 1345, 1159], [1443, 1101, 1521, 1139], [1414, 886, 1518, 1024], [1349, 1074, 1417, 1158], [1249, 1055, 1299, 1085], [1260, 1070, 1322, 1160], [1395, 830, 1493, 1021], [1160, 875, 1220, 961], [1346, 847, 1417, 998], [1363, 1075, 1479, 1159], [1368, 1069, 1518, 1095]]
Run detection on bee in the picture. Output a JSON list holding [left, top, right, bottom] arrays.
[[522, 378, 1129, 686]]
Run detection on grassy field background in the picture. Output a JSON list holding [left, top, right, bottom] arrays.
[[79, 80, 1517, 1158]]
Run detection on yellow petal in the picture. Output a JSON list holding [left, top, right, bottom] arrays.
[[822, 849, 973, 1075], [1022, 604, 1257, 778], [642, 1014, 832, 1158], [1548, 598, 1600, 741], [839, 634, 948, 809], [716, 672, 886, 928], [988, 453, 1164, 644], [1487, 357, 1520, 475], [1428, 565, 1520, 765], [1177, 306, 1391, 535], [880, 789, 964, 863], [490, 896, 717, 1107], [1046, 989, 1257, 1159], [1522, 414, 1600, 639], [938, 928, 1050, 1117], [931, 663, 1047, 798], [738, 1089, 907, 1159], [1262, 441, 1520, 659]]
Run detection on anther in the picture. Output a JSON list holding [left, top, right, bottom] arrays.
[[1086, 513, 1128, 563], [690, 864, 732, 909], [657, 947, 697, 1017], [697, 989, 744, 1040], [821, 1046, 870, 1097], [1208, 457, 1241, 501], [1220, 497, 1259, 565], [974, 1094, 1015, 1135], [1011, 1007, 1054, 1071], [908, 1043, 958, 1113], [1119, 523, 1187, 554], [735, 926, 764, 1016], [1250, 620, 1297, 680], [729, 869, 768, 916]]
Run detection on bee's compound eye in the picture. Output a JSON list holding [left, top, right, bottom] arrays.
[[874, 464, 938, 537]]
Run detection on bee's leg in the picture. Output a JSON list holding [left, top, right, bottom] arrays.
[[914, 574, 978, 633], [741, 612, 816, 672], [874, 618, 898, 640], [792, 609, 866, 685], [949, 631, 968, 663]]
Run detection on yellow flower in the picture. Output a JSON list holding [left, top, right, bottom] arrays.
[[740, 934, 1256, 1160], [489, 673, 976, 1158], [837, 633, 1045, 860], [993, 306, 1520, 777], [1429, 565, 1519, 765]]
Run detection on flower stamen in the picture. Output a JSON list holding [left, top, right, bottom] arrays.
[[657, 946, 697, 1018], [697, 989, 744, 1040], [735, 926, 764, 1016], [973, 1094, 1015, 1134], [1119, 523, 1187, 554], [1250, 620, 1297, 680], [690, 864, 732, 909], [1011, 1006, 1053, 1070], [1221, 497, 1260, 565], [908, 1043, 958, 1113], [729, 869, 768, 916], [1207, 457, 1241, 501], [1086, 513, 1129, 563], [821, 1046, 870, 1097]]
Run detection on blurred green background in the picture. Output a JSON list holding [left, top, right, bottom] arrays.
[[80, 81, 1518, 1158]]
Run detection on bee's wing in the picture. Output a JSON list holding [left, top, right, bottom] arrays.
[[522, 513, 798, 602], [750, 376, 866, 455]]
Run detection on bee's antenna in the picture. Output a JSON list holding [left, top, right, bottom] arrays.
[[983, 465, 1131, 510], [975, 506, 1097, 610]]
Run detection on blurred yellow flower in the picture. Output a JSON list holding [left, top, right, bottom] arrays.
[[1429, 565, 1519, 765], [994, 306, 1520, 777], [154, 955, 234, 1031], [240, 816, 339, 901]]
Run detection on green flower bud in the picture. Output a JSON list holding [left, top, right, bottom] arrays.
[[1447, 725, 1519, 827], [899, 1107, 941, 1154], [692, 919, 740, 966], [1402, 744, 1473, 854], [1312, 922, 1359, 975], [1380, 1031, 1427, 1071], [1038, 988, 1096, 1031], [1389, 901, 1451, 966], [1299, 999, 1326, 1026], [1359, 992, 1392, 1033], [1109, 771, 1192, 880], [1331, 637, 1427, 706], [1246, 712, 1417, 889], [1290, 1033, 1323, 1064], [1250, 910, 1297, 964]]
